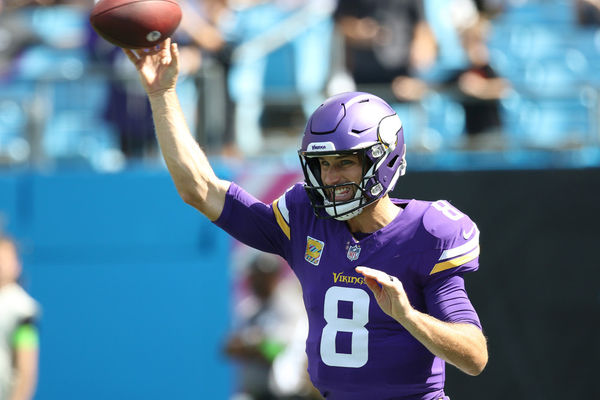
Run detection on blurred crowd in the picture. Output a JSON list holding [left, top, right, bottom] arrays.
[[0, 0, 599, 169]]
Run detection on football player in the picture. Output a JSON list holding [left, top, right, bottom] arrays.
[[0, 236, 40, 400], [124, 39, 488, 399]]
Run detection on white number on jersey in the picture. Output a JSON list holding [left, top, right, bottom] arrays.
[[320, 286, 370, 368], [432, 200, 465, 221]]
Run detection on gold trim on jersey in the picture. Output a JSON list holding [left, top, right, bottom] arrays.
[[273, 199, 291, 240], [430, 246, 480, 275]]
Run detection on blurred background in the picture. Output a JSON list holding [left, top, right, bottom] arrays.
[[0, 0, 598, 398]]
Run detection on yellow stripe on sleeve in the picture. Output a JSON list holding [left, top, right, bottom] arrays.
[[273, 199, 291, 240], [430, 246, 480, 275]]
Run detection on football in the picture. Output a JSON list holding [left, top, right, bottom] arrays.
[[89, 0, 182, 49]]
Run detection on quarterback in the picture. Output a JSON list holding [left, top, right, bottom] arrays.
[[124, 39, 488, 399]]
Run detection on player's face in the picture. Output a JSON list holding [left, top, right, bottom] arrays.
[[318, 154, 363, 202], [0, 241, 21, 285]]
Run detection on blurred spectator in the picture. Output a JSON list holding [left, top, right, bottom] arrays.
[[226, 0, 335, 155], [472, 0, 505, 18], [575, 0, 600, 26], [0, 1, 40, 80], [1, 0, 107, 167], [88, 0, 234, 160], [86, 36, 157, 160], [423, 0, 478, 78], [443, 16, 510, 149], [176, 0, 236, 154], [178, 0, 230, 57], [333, 0, 437, 102], [0, 236, 40, 400], [1, 0, 91, 81], [224, 253, 319, 400]]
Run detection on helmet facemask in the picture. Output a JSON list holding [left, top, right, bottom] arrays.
[[299, 145, 397, 221]]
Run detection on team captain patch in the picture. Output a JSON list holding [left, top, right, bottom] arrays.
[[305, 236, 325, 266]]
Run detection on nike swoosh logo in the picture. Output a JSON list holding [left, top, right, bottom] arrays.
[[462, 224, 476, 239]]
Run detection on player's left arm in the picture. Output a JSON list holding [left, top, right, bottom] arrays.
[[356, 201, 488, 375], [10, 322, 39, 400], [356, 266, 488, 376]]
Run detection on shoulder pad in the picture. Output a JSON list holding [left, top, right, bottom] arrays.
[[272, 183, 305, 240], [423, 200, 480, 275]]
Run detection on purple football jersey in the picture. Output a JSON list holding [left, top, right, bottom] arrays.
[[215, 183, 481, 400]]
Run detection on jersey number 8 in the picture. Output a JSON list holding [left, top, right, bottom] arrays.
[[432, 200, 464, 221], [320, 286, 370, 368]]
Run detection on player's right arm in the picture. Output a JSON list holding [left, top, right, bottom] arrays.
[[123, 39, 230, 221], [10, 323, 39, 400]]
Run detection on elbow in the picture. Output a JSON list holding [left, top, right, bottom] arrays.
[[180, 189, 209, 215], [177, 180, 207, 209], [178, 183, 225, 221], [465, 358, 487, 376], [464, 348, 488, 376], [180, 189, 200, 207], [461, 326, 489, 376]]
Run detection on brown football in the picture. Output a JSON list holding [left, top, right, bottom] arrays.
[[89, 0, 182, 49]]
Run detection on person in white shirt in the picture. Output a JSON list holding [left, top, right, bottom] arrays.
[[0, 236, 40, 400]]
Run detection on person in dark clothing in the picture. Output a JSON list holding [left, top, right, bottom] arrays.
[[333, 0, 437, 102], [445, 17, 509, 149]]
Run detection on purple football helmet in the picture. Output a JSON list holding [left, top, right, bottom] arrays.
[[298, 92, 407, 221]]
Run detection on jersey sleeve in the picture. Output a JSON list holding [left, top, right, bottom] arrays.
[[419, 201, 483, 327], [4, 284, 40, 347], [424, 274, 482, 329], [213, 182, 293, 259], [423, 200, 480, 277]]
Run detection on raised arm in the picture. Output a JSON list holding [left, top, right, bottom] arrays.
[[123, 39, 230, 221]]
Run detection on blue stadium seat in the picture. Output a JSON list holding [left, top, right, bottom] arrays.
[[40, 76, 120, 167], [421, 93, 465, 150], [502, 95, 591, 149], [391, 102, 423, 150], [17, 45, 88, 81], [0, 80, 35, 162], [0, 99, 28, 161], [28, 5, 89, 47], [42, 110, 120, 168], [496, 0, 575, 27]]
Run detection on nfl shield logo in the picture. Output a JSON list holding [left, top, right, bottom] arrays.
[[347, 244, 361, 261]]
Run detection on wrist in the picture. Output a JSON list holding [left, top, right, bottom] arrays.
[[148, 87, 177, 100], [395, 306, 419, 327]]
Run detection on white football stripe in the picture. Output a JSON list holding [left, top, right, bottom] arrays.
[[438, 228, 479, 261], [277, 193, 290, 224]]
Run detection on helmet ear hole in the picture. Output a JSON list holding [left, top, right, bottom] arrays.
[[387, 155, 399, 168]]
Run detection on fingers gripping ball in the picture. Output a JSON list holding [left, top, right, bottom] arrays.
[[90, 0, 182, 49]]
